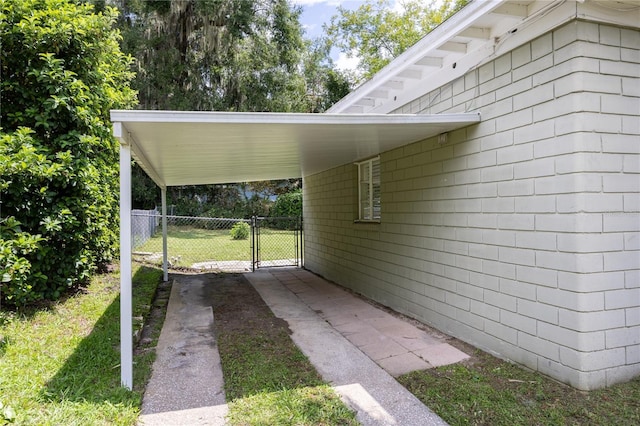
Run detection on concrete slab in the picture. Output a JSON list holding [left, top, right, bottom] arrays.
[[367, 317, 426, 336], [139, 405, 228, 426], [247, 270, 449, 426], [280, 269, 467, 369], [416, 343, 471, 367], [391, 334, 440, 352], [333, 320, 380, 335], [314, 303, 366, 319], [346, 329, 387, 347], [324, 313, 361, 327], [350, 307, 390, 320], [359, 339, 408, 361], [283, 281, 311, 293], [138, 277, 227, 426], [377, 353, 432, 377]]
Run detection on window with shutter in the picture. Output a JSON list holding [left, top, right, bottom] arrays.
[[356, 157, 381, 221]]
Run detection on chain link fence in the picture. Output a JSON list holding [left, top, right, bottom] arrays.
[[131, 209, 159, 248], [131, 212, 301, 272], [254, 216, 303, 268]]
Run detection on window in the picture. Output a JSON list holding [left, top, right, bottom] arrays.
[[356, 156, 381, 221]]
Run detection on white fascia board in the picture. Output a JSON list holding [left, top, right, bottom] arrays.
[[111, 118, 165, 188], [330, 0, 639, 115], [327, 0, 505, 114], [110, 109, 478, 125], [112, 121, 128, 145]]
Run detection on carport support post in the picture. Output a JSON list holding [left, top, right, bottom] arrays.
[[161, 187, 168, 281], [119, 143, 133, 390]]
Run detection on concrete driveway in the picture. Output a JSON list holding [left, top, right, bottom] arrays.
[[139, 268, 469, 425]]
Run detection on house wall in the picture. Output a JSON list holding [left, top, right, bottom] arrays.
[[303, 19, 640, 390]]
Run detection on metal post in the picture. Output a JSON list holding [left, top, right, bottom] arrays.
[[119, 143, 133, 390], [251, 216, 256, 272], [300, 216, 303, 267], [161, 187, 168, 281], [294, 218, 299, 268]]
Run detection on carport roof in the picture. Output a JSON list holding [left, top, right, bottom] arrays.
[[110, 110, 481, 187]]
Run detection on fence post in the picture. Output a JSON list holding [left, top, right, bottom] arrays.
[[251, 216, 256, 272], [297, 216, 303, 267]]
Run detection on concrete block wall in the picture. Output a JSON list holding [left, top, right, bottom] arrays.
[[303, 20, 640, 390]]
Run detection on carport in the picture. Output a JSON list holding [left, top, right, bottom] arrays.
[[110, 109, 481, 389]]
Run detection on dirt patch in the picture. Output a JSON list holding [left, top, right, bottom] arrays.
[[135, 272, 291, 350], [202, 273, 291, 336], [135, 278, 172, 354], [197, 273, 323, 400]]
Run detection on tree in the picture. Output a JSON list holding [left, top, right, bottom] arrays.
[[116, 0, 312, 112], [132, 164, 160, 210], [111, 0, 351, 113], [302, 38, 352, 113], [325, 0, 469, 82], [110, 0, 343, 213], [0, 0, 136, 305], [271, 189, 302, 218]]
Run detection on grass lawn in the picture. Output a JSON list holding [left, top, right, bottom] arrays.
[[134, 225, 301, 267], [0, 263, 163, 425], [398, 345, 640, 426], [0, 266, 351, 426], [7, 262, 637, 426]]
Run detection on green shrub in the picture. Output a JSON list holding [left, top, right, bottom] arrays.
[[230, 222, 250, 240], [271, 189, 302, 218], [0, 0, 136, 305], [269, 189, 302, 229], [0, 216, 44, 303]]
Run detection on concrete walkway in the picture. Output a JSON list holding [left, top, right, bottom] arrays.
[[257, 269, 469, 377], [138, 276, 228, 426], [139, 268, 469, 425]]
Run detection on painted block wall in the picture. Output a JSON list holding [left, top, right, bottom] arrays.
[[303, 20, 640, 390]]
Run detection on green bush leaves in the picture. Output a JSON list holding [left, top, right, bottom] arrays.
[[271, 189, 302, 218], [230, 222, 251, 240], [0, 0, 136, 305]]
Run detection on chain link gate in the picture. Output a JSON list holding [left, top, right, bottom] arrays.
[[252, 216, 303, 270], [131, 211, 302, 272]]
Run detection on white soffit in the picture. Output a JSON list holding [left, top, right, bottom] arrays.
[[110, 110, 481, 187], [329, 0, 640, 114]]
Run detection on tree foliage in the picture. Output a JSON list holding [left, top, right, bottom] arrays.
[[110, 0, 343, 213], [325, 0, 470, 81], [302, 38, 352, 113], [0, 0, 136, 305], [115, 0, 348, 113], [271, 189, 302, 219], [161, 179, 302, 219]]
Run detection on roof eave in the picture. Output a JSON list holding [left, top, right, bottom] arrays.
[[327, 0, 501, 114], [328, 0, 640, 115]]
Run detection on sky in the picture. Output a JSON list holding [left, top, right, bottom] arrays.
[[293, 0, 366, 71], [294, 0, 363, 39], [293, 0, 439, 72]]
